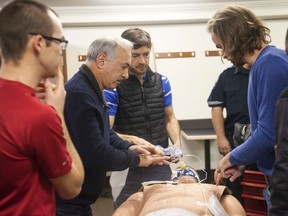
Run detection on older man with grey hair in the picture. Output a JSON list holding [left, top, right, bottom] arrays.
[[56, 37, 169, 216]]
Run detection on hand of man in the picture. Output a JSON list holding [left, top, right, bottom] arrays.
[[138, 154, 170, 167], [44, 67, 66, 114], [224, 165, 245, 182], [129, 145, 164, 156], [129, 145, 170, 166], [170, 157, 180, 163], [217, 137, 231, 155], [129, 136, 153, 146], [214, 152, 233, 185], [35, 80, 45, 101], [127, 136, 165, 156]]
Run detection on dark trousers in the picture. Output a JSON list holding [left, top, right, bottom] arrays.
[[56, 203, 93, 216], [269, 188, 287, 215], [114, 165, 171, 209]]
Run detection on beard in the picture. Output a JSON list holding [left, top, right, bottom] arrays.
[[129, 64, 148, 75], [231, 55, 245, 68]]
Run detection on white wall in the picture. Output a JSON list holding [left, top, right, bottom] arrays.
[[63, 19, 287, 120], [56, 1, 288, 170]]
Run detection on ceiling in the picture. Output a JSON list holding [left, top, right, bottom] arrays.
[[0, 0, 252, 8], [1, 0, 286, 26]]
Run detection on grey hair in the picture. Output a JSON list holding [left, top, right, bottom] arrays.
[[86, 36, 133, 62]]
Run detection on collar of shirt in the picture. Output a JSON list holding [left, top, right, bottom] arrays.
[[234, 66, 249, 75]]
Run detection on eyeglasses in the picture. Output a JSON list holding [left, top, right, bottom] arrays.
[[29, 32, 68, 50]]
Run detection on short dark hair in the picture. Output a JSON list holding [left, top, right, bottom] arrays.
[[121, 28, 152, 49], [0, 0, 58, 63]]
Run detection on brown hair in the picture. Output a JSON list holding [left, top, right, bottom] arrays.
[[207, 5, 271, 65], [121, 28, 152, 49], [0, 0, 58, 63]]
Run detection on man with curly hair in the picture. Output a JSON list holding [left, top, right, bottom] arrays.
[[208, 5, 288, 209]]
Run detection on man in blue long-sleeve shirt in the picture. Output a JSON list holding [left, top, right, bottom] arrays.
[[207, 5, 288, 210]]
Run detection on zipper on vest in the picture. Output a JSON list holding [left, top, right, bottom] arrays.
[[141, 85, 152, 140]]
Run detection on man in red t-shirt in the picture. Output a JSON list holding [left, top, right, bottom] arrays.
[[0, 1, 84, 215]]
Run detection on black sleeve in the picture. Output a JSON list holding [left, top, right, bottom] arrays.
[[64, 91, 140, 172], [207, 72, 226, 107]]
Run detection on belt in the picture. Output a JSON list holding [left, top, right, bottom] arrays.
[[265, 175, 270, 184]]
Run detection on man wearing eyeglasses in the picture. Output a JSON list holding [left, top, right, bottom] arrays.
[[0, 1, 84, 216], [29, 32, 69, 51]]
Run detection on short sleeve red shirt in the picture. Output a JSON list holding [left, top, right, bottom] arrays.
[[0, 79, 72, 216]]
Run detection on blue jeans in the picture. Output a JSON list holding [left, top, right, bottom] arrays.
[[114, 165, 171, 209], [56, 203, 93, 216], [263, 184, 271, 210]]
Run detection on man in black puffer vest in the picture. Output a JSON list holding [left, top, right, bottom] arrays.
[[104, 28, 182, 209]]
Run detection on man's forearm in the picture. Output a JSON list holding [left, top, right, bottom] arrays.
[[211, 107, 226, 139], [166, 117, 181, 148], [59, 114, 84, 186]]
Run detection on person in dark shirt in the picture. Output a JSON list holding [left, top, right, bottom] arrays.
[[269, 27, 288, 216], [208, 64, 250, 204], [56, 37, 169, 216]]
